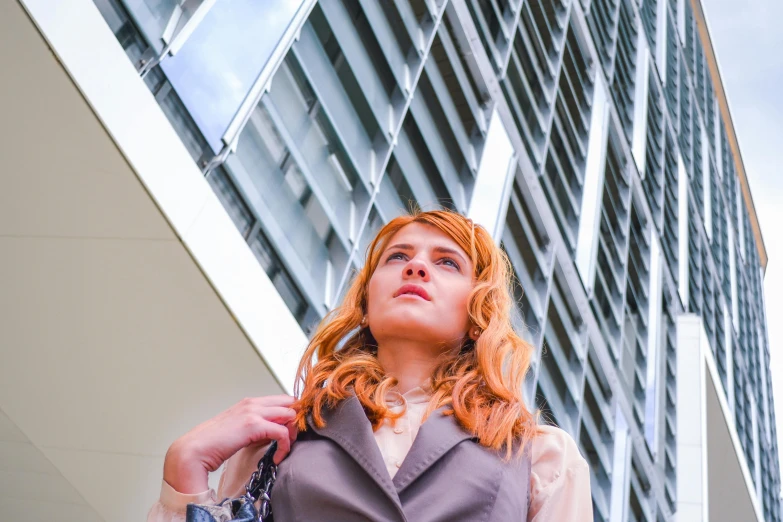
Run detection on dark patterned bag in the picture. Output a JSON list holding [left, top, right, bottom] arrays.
[[186, 441, 277, 522]]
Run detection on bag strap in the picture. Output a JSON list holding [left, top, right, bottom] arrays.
[[243, 441, 278, 519]]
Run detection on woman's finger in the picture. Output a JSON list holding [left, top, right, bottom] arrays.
[[257, 395, 298, 408], [261, 421, 291, 465], [286, 418, 298, 442], [257, 406, 297, 424]]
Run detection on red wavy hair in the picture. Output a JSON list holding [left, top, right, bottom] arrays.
[[294, 209, 539, 456]]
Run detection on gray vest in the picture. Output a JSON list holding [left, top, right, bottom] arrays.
[[270, 395, 531, 521]]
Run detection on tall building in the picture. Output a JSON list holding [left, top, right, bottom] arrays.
[[1, 0, 779, 521]]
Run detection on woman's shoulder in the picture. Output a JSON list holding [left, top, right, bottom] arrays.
[[529, 424, 588, 490]]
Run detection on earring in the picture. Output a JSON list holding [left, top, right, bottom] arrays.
[[472, 327, 481, 338], [360, 315, 368, 327]]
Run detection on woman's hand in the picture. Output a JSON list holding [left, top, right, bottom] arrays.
[[162, 395, 298, 494]]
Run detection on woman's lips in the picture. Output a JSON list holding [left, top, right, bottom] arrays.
[[394, 284, 431, 301]]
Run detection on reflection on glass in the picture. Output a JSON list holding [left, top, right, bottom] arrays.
[[160, 0, 307, 152]]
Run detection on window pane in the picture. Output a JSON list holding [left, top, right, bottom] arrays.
[[160, 0, 307, 152]]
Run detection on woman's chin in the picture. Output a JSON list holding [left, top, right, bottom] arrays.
[[372, 316, 452, 342], [381, 308, 431, 326]]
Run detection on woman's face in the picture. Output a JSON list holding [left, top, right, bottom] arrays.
[[366, 222, 475, 350]]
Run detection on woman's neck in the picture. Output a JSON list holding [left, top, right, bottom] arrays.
[[376, 341, 439, 394]]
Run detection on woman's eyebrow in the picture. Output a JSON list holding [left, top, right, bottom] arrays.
[[385, 243, 414, 253], [385, 243, 468, 265]]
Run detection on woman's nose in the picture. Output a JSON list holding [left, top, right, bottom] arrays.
[[403, 258, 430, 281]]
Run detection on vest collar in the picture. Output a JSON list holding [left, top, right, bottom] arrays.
[[306, 393, 474, 509], [392, 407, 474, 493], [306, 394, 403, 514]]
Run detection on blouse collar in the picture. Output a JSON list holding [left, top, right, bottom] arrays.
[[384, 384, 433, 406]]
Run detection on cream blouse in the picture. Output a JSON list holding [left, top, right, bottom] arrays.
[[147, 387, 593, 521]]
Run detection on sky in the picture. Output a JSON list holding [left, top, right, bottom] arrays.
[[701, 0, 783, 469]]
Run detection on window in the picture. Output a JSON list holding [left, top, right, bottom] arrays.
[[249, 228, 317, 331], [622, 200, 651, 428], [579, 344, 615, 521], [661, 130, 680, 284], [691, 108, 705, 220], [541, 21, 596, 252], [93, 0, 215, 164], [468, 110, 515, 237], [399, 113, 457, 210], [664, 12, 679, 122], [610, 0, 639, 142], [223, 52, 377, 313], [628, 453, 654, 521], [503, 178, 553, 332], [499, 0, 570, 166], [711, 167, 729, 299], [435, 15, 486, 141], [641, 0, 658, 54], [592, 138, 632, 355], [642, 72, 665, 228], [466, 0, 519, 69], [157, 0, 308, 153], [575, 75, 609, 293], [380, 155, 419, 215], [662, 286, 678, 512], [585, 0, 618, 76], [678, 58, 692, 171], [539, 265, 588, 436], [644, 233, 663, 456]]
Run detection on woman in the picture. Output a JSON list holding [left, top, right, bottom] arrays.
[[149, 210, 592, 521]]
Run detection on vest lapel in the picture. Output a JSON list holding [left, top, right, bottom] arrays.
[[306, 395, 405, 514], [392, 407, 474, 493]]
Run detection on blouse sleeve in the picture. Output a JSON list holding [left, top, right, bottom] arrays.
[[145, 481, 216, 522], [528, 425, 593, 521], [145, 443, 272, 522]]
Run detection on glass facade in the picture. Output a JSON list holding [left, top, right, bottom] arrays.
[[93, 0, 781, 520]]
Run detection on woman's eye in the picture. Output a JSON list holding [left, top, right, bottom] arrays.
[[387, 252, 406, 262], [441, 258, 460, 270]]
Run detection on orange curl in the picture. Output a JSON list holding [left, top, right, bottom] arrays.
[[293, 209, 540, 457]]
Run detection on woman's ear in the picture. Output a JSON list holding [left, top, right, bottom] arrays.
[[468, 326, 481, 341]]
